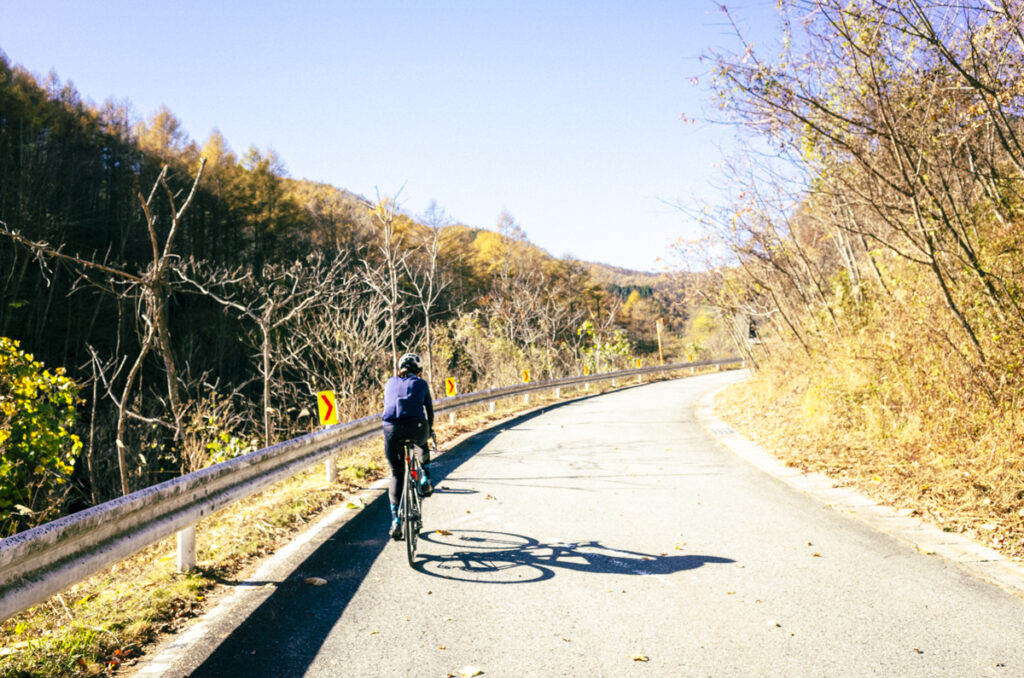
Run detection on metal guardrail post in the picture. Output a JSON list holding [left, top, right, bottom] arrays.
[[177, 526, 196, 573], [326, 458, 337, 483]]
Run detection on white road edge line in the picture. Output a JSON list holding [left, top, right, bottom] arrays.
[[131, 479, 390, 678], [133, 387, 610, 676]]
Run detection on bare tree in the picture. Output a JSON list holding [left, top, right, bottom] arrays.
[[408, 201, 452, 386], [362, 195, 410, 375], [178, 254, 332, 445], [0, 161, 206, 494]]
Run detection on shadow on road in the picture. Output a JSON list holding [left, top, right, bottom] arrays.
[[186, 407, 561, 677], [183, 394, 728, 676], [415, 529, 734, 583]]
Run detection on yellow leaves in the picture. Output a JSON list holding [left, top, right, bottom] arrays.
[[630, 652, 650, 662]]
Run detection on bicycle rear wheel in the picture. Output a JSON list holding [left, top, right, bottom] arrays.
[[402, 452, 420, 566]]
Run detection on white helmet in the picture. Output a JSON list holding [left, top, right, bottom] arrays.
[[399, 352, 423, 373]]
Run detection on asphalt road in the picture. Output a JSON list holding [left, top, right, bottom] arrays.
[[151, 372, 1024, 677]]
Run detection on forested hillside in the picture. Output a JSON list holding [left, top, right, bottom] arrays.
[[689, 1, 1024, 559], [0, 52, 709, 535]]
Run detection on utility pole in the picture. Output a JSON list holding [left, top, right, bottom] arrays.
[[656, 317, 666, 366]]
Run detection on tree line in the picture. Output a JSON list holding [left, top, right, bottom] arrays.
[[0, 52, 688, 535]]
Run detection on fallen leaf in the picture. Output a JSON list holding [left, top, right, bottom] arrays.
[[630, 653, 649, 662], [812, 553, 822, 558], [439, 645, 447, 650], [914, 648, 924, 654], [304, 577, 327, 586], [436, 529, 453, 536], [442, 616, 453, 622], [872, 475, 882, 483], [345, 497, 365, 510], [457, 667, 483, 677], [369, 630, 379, 635]]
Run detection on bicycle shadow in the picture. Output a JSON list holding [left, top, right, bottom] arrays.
[[414, 530, 734, 583]]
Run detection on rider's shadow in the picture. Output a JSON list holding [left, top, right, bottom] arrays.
[[415, 530, 734, 583]]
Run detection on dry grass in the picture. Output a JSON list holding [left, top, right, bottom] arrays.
[[715, 356, 1024, 563], [0, 373, 705, 677]]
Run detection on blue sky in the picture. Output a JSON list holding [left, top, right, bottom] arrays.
[[0, 1, 779, 271]]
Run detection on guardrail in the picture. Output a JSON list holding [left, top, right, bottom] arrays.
[[0, 357, 742, 620]]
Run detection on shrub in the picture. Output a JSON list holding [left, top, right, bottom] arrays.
[[0, 337, 83, 535]]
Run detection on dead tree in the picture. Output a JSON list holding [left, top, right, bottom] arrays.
[[0, 161, 206, 495], [407, 202, 452, 387], [178, 254, 332, 445], [362, 195, 410, 375]]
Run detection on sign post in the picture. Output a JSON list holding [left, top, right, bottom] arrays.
[[656, 317, 666, 366], [444, 378, 458, 424], [317, 391, 339, 482]]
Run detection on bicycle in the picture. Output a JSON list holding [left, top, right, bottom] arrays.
[[398, 434, 434, 566]]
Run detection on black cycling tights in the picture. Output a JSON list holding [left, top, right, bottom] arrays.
[[382, 419, 430, 506]]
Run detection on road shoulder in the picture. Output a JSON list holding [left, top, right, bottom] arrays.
[[696, 385, 1024, 601]]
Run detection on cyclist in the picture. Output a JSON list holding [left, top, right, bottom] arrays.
[[382, 352, 435, 540]]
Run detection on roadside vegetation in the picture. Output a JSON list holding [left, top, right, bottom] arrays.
[[684, 0, 1024, 562]]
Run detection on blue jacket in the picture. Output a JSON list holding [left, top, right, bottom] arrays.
[[382, 374, 434, 426]]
